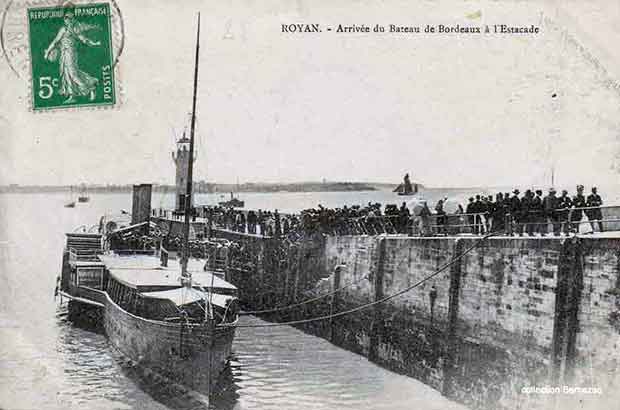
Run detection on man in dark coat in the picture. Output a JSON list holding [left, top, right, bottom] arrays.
[[258, 209, 266, 236], [274, 209, 282, 237], [399, 202, 410, 234], [435, 199, 446, 235], [586, 187, 603, 233], [466, 197, 475, 234], [543, 188, 560, 236], [474, 194, 485, 234], [509, 190, 521, 236], [492, 193, 505, 232], [571, 185, 587, 233], [557, 190, 572, 235], [521, 190, 533, 236], [531, 190, 544, 235], [247, 210, 257, 234]]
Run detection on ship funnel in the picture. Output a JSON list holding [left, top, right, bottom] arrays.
[[131, 184, 152, 225]]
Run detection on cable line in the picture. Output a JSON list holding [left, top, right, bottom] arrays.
[[219, 231, 498, 328], [239, 272, 369, 316]]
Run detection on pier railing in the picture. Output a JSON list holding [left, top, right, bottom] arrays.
[[112, 249, 159, 256], [427, 205, 620, 236], [150, 205, 620, 238]]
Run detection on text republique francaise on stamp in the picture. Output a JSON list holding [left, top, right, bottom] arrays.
[[27, 3, 116, 110]]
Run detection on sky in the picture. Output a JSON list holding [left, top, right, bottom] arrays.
[[1, 0, 620, 188]]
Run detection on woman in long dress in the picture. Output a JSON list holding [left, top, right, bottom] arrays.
[[44, 11, 101, 103]]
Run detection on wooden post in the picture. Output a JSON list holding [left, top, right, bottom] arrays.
[[369, 237, 386, 362], [443, 238, 463, 398], [563, 238, 584, 383], [293, 245, 301, 302], [330, 265, 342, 343], [551, 239, 573, 385], [204, 318, 215, 401]]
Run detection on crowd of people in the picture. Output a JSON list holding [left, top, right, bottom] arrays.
[[206, 206, 297, 237], [198, 203, 410, 237], [295, 203, 411, 236], [447, 184, 605, 236], [156, 185, 607, 238]]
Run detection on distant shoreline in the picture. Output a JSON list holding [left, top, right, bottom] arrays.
[[0, 182, 415, 194]]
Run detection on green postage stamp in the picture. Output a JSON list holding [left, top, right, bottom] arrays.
[[27, 4, 116, 110]]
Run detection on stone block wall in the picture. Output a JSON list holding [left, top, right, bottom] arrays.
[[223, 232, 620, 410], [570, 238, 620, 407]]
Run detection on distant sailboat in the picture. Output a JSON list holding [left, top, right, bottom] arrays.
[[78, 184, 90, 203], [394, 173, 418, 196], [64, 186, 76, 208]]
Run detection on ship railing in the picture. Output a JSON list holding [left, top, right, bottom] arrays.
[[151, 207, 209, 223], [69, 247, 103, 262], [112, 248, 159, 256], [72, 224, 101, 234], [75, 286, 107, 305]]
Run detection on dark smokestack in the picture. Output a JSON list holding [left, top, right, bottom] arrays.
[[131, 184, 152, 225]]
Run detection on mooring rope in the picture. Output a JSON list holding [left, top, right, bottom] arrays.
[[219, 231, 498, 328], [239, 273, 370, 316]]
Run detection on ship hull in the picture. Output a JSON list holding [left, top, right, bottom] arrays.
[[102, 293, 235, 395]]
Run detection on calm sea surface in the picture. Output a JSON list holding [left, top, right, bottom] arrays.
[[0, 189, 522, 409]]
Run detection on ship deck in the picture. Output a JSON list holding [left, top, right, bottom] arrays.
[[141, 288, 234, 308], [99, 254, 237, 291]]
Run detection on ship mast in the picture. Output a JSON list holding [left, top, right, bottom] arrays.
[[181, 13, 201, 279]]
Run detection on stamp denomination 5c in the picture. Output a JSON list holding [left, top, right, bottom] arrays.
[[27, 3, 115, 110]]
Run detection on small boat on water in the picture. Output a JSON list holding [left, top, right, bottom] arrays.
[[65, 186, 76, 207], [78, 184, 90, 202], [394, 173, 419, 196], [57, 14, 239, 397], [218, 192, 244, 208]]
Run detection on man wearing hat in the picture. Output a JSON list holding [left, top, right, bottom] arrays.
[[558, 190, 573, 235], [586, 187, 604, 232], [509, 190, 521, 236], [473, 194, 484, 234], [465, 197, 475, 234], [532, 189, 547, 235], [418, 199, 432, 236], [502, 192, 511, 231], [543, 188, 560, 236], [521, 190, 533, 236], [492, 192, 505, 231], [571, 185, 587, 233]]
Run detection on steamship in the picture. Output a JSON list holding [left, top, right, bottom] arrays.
[[57, 15, 239, 396]]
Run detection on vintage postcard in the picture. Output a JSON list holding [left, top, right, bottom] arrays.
[[1, 1, 619, 410]]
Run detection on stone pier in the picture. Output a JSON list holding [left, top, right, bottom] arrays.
[[153, 215, 620, 409]]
